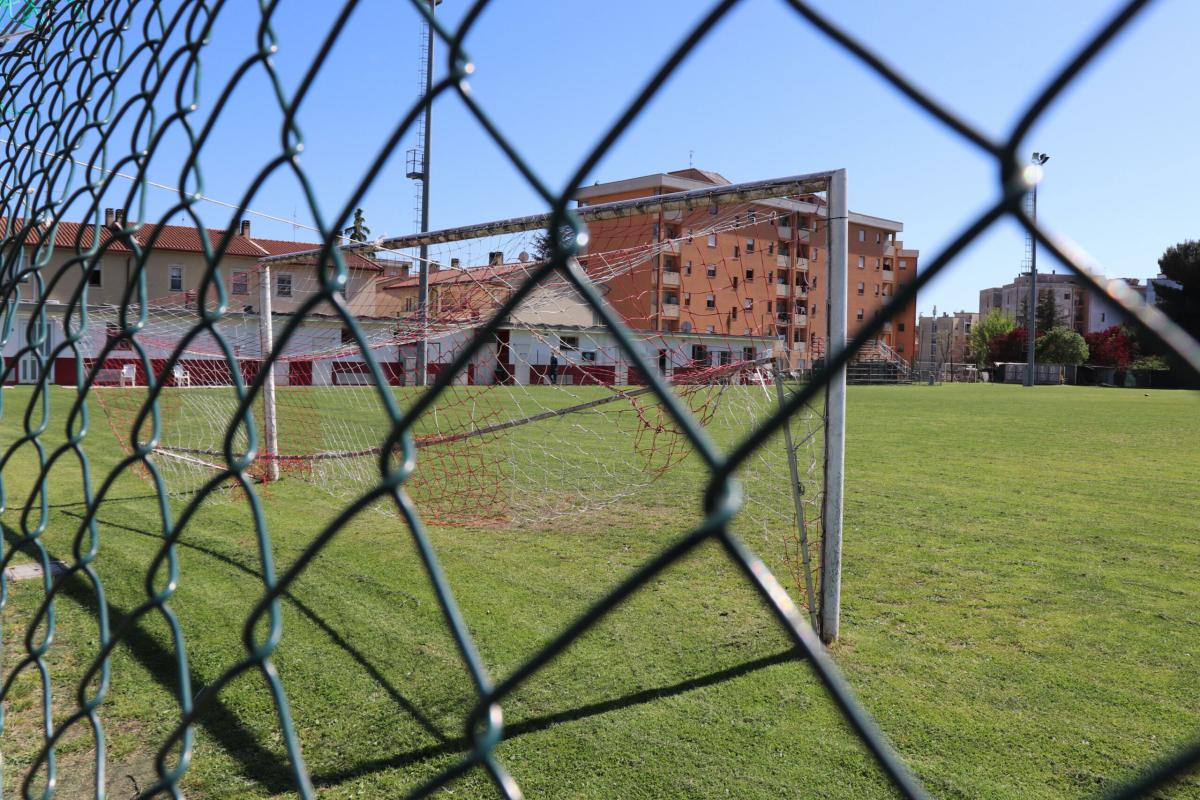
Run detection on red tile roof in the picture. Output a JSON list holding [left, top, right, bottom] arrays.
[[379, 261, 539, 290], [8, 216, 383, 269]]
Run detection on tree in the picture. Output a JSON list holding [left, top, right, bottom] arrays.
[[343, 208, 371, 243], [1084, 325, 1136, 367], [1035, 288, 1059, 334], [1035, 326, 1088, 365], [532, 224, 577, 262], [969, 309, 1015, 367], [1152, 239, 1200, 342], [988, 327, 1028, 364]]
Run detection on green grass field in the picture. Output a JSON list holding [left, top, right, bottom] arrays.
[[1, 383, 1198, 798]]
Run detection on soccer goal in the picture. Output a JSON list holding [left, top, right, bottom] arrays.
[[92, 171, 849, 640]]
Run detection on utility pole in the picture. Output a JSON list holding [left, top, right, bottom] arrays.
[[1024, 152, 1049, 387]]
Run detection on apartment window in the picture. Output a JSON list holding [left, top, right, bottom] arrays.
[[733, 245, 740, 259], [897, 343, 905, 353], [706, 263, 717, 277], [581, 351, 596, 362], [874, 284, 880, 296], [767, 271, 774, 284], [168, 265, 184, 292], [745, 239, 755, 253], [798, 216, 807, 229], [793, 330, 803, 343], [686, 229, 694, 243], [811, 275, 818, 289], [747, 209, 757, 224], [778, 242, 790, 257], [405, 296, 415, 312], [743, 298, 753, 310], [731, 306, 738, 320], [684, 260, 693, 276], [899, 259, 908, 269], [743, 346, 755, 361], [812, 304, 819, 317], [857, 230, 865, 242], [709, 204, 718, 216], [767, 242, 774, 255], [706, 325, 715, 334], [1100, 312, 1106, 323], [856, 308, 865, 321], [857, 256, 865, 269], [876, 232, 881, 243], [683, 292, 691, 307], [341, 327, 355, 345], [276, 272, 293, 297], [1063, 292, 1070, 300], [856, 282, 865, 295], [706, 294, 715, 309], [744, 268, 754, 282], [560, 336, 579, 350], [766, 301, 773, 313], [732, 276, 739, 289], [231, 271, 248, 296], [898, 322, 905, 332], [88, 262, 103, 287], [681, 321, 693, 332], [707, 233, 717, 247], [652, 223, 660, 241], [811, 248, 819, 262], [876, 258, 882, 269], [692, 344, 708, 362]]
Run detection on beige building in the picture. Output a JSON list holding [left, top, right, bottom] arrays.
[[916, 310, 977, 366]]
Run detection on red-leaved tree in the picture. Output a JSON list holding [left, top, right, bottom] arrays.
[[989, 327, 1029, 363], [1084, 325, 1136, 367]]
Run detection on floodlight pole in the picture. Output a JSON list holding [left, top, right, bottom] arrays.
[[258, 264, 280, 482], [820, 168, 848, 644], [1024, 152, 1048, 387], [415, 0, 436, 387]]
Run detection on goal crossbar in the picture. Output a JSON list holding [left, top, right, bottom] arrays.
[[257, 172, 837, 264]]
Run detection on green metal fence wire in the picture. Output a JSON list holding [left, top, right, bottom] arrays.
[[0, 1, 1197, 798]]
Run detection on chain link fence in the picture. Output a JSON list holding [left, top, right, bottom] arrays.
[[0, 1, 1198, 798]]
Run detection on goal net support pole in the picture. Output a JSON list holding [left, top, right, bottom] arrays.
[[820, 169, 848, 644], [258, 263, 281, 482]]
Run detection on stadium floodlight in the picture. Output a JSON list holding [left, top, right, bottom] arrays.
[[1025, 151, 1050, 386]]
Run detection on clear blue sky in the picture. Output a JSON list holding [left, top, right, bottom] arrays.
[[76, 0, 1200, 317]]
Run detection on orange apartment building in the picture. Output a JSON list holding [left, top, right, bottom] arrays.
[[576, 169, 919, 363]]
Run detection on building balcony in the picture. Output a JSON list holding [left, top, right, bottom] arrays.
[[663, 210, 683, 221], [662, 270, 681, 287], [775, 282, 790, 298], [794, 314, 808, 327], [661, 240, 680, 254], [778, 225, 791, 239], [795, 257, 808, 270], [882, 267, 894, 280], [775, 254, 791, 268], [776, 313, 793, 325], [661, 303, 680, 319]]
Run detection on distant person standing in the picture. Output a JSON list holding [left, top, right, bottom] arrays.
[[548, 353, 559, 385]]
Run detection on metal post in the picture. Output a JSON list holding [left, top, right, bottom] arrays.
[[258, 264, 280, 482], [1024, 152, 1047, 386], [1024, 180, 1037, 387], [820, 169, 847, 644], [415, 0, 435, 387]]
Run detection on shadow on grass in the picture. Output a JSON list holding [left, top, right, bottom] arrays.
[[8, 517, 801, 793]]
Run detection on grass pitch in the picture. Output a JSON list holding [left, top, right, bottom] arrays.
[[1, 383, 1198, 798]]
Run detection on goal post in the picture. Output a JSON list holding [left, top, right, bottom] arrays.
[[821, 168, 848, 644]]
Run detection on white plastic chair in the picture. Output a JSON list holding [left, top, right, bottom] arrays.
[[120, 363, 137, 387], [173, 364, 190, 387]]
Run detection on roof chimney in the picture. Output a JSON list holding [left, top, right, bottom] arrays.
[[240, 219, 250, 237], [430, 261, 441, 273], [488, 251, 503, 266], [400, 261, 411, 277], [104, 208, 114, 227], [450, 257, 460, 270], [113, 209, 125, 227]]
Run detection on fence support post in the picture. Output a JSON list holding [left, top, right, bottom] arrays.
[[820, 169, 848, 644], [258, 264, 280, 482]]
